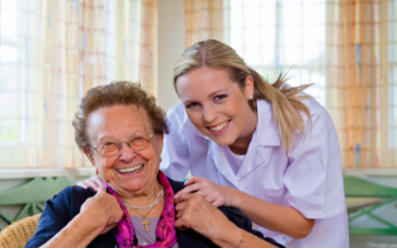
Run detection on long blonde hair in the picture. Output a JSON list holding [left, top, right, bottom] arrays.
[[173, 39, 312, 152]]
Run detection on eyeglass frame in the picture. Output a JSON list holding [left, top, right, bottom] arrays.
[[89, 133, 155, 157]]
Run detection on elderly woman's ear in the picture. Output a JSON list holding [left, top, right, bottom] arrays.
[[83, 147, 96, 166]]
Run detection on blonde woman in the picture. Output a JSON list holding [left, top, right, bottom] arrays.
[[80, 39, 349, 247]]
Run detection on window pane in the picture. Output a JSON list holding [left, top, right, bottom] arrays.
[[229, 1, 327, 107]]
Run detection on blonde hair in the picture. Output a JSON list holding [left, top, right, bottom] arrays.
[[173, 39, 312, 152]]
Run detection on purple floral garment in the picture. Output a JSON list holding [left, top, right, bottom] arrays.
[[104, 170, 177, 248]]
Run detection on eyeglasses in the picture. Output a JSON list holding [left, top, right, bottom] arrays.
[[90, 133, 154, 157]]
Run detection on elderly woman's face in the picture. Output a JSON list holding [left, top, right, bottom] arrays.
[[84, 104, 163, 195]]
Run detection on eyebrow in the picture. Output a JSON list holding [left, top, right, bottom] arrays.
[[208, 89, 227, 98], [183, 89, 228, 104], [97, 130, 147, 142]]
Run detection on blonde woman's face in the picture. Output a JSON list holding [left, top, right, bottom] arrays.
[[176, 67, 257, 151]]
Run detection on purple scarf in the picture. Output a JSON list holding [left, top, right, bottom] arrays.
[[104, 171, 177, 248]]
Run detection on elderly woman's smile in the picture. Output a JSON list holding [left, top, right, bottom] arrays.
[[85, 104, 163, 200], [118, 164, 144, 174]]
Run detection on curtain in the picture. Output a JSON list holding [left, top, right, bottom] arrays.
[[184, 0, 226, 47], [0, 0, 158, 168], [328, 0, 397, 168], [185, 0, 397, 168]]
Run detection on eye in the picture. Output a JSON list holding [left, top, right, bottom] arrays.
[[214, 95, 227, 101], [133, 136, 143, 141], [186, 102, 199, 109], [99, 141, 117, 151]]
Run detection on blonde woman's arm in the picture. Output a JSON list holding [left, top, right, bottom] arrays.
[[175, 177, 314, 239], [174, 193, 283, 248]]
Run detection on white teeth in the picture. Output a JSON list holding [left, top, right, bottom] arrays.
[[118, 164, 144, 174], [209, 121, 228, 132]]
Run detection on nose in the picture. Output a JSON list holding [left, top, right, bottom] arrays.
[[118, 143, 135, 161], [202, 104, 217, 123]]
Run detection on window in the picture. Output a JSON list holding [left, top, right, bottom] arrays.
[[228, 0, 397, 167], [229, 0, 327, 106], [0, 1, 18, 144], [0, 0, 157, 168]]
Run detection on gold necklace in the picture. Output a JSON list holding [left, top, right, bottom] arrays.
[[130, 206, 155, 232]]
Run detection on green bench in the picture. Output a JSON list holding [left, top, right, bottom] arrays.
[[344, 175, 397, 235], [0, 177, 73, 229]]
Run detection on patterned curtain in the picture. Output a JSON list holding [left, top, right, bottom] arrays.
[[184, 0, 226, 47], [328, 0, 397, 168], [0, 0, 158, 168], [186, 0, 397, 168]]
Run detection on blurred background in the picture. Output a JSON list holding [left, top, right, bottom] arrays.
[[0, 0, 396, 246]]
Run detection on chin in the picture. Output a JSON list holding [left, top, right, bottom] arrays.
[[210, 136, 236, 147], [116, 179, 146, 192]]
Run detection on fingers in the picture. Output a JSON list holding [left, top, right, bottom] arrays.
[[175, 199, 188, 214], [100, 224, 117, 235], [184, 176, 206, 186], [92, 175, 104, 188], [173, 219, 188, 231], [212, 199, 223, 207], [84, 179, 100, 191], [80, 175, 103, 191], [97, 185, 107, 194], [174, 192, 196, 204], [76, 180, 90, 189], [174, 182, 203, 199]]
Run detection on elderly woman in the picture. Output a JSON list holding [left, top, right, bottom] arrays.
[[26, 82, 282, 248]]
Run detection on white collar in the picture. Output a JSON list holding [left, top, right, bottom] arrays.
[[255, 99, 281, 147]]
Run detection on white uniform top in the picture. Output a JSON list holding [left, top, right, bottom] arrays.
[[160, 98, 349, 247]]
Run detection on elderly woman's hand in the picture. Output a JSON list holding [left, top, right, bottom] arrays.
[[174, 193, 235, 242], [76, 175, 104, 191], [39, 186, 123, 248], [80, 186, 123, 234]]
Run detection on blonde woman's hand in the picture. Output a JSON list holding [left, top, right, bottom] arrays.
[[80, 186, 123, 235], [174, 176, 236, 207], [76, 175, 104, 191]]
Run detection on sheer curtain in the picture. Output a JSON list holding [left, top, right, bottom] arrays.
[[184, 0, 226, 47], [0, 0, 158, 168], [329, 0, 397, 168], [184, 0, 397, 168]]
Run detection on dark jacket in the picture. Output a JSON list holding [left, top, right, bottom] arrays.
[[26, 178, 283, 248]]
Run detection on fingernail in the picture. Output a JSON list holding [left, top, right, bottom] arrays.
[[174, 195, 179, 199]]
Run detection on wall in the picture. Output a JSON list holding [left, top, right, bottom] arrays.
[[157, 0, 185, 112]]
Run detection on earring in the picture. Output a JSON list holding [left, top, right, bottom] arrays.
[[250, 95, 253, 100]]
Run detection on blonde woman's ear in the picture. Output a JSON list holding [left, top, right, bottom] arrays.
[[245, 75, 255, 99]]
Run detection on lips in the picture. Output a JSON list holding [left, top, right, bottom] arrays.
[[117, 164, 144, 174], [208, 120, 230, 132]]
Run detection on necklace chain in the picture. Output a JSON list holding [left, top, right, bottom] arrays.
[[122, 186, 164, 210]]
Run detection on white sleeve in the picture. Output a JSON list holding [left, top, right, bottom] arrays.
[[159, 115, 191, 182], [282, 108, 345, 219]]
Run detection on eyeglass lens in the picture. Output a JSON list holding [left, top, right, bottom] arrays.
[[96, 134, 151, 156]]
